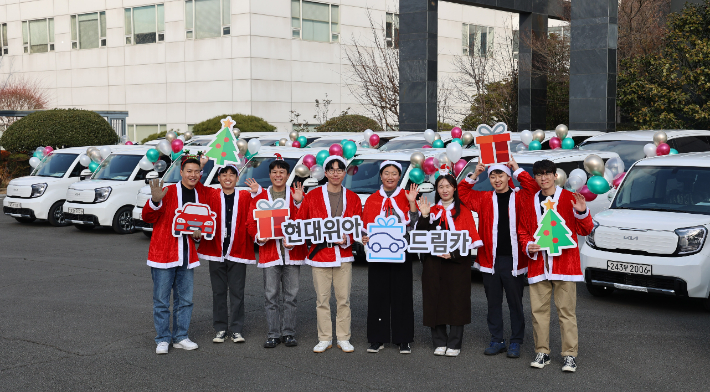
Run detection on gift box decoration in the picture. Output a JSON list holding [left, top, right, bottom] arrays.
[[475, 122, 511, 165], [366, 216, 407, 263], [253, 199, 290, 239]]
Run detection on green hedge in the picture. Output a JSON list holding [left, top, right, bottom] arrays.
[[193, 113, 276, 135], [0, 109, 119, 153], [0, 152, 30, 186], [316, 114, 384, 133]]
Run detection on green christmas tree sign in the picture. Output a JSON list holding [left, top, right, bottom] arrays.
[[205, 116, 240, 166], [534, 197, 576, 256]]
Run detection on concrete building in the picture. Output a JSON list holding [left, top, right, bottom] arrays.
[[0, 0, 564, 142]]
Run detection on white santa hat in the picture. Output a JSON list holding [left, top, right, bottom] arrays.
[[323, 155, 347, 168], [379, 160, 402, 173]]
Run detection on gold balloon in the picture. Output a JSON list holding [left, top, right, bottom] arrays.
[[294, 164, 310, 178], [555, 124, 569, 140], [583, 154, 605, 176], [410, 152, 425, 169], [279, 138, 289, 147], [165, 131, 177, 142], [434, 133, 442, 141], [653, 131, 668, 146], [233, 128, 240, 139], [289, 131, 299, 141], [461, 132, 474, 146], [183, 131, 193, 141], [236, 139, 248, 155], [554, 168, 567, 187], [532, 129, 546, 142]]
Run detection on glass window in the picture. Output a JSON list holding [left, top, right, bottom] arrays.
[[386, 13, 399, 48], [343, 159, 411, 195], [292, 1, 339, 42], [185, 0, 229, 39], [72, 12, 107, 49], [126, 4, 165, 45], [33, 154, 79, 178], [463, 23, 494, 57], [1, 23, 8, 54], [579, 140, 648, 171], [94, 154, 143, 181], [379, 139, 432, 151], [670, 136, 710, 154], [22, 19, 55, 54], [236, 157, 300, 189], [291, 0, 301, 38]]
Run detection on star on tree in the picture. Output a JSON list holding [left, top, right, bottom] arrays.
[[204, 116, 240, 166], [534, 197, 576, 256]]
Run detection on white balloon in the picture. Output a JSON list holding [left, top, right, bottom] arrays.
[[29, 157, 40, 168], [446, 142, 463, 163], [79, 154, 92, 167], [569, 168, 588, 182], [515, 143, 527, 152], [157, 140, 172, 156], [604, 156, 625, 177], [138, 157, 154, 171], [643, 143, 657, 158], [520, 130, 533, 146], [566, 176, 585, 192], [424, 129, 436, 144], [177, 135, 185, 141], [247, 138, 261, 155], [603, 168, 614, 186], [363, 129, 374, 141], [99, 146, 112, 159], [310, 164, 325, 181]]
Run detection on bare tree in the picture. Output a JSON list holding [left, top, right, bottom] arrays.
[[618, 0, 670, 61], [0, 57, 50, 131], [437, 76, 457, 129]]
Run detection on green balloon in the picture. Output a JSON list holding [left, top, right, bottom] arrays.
[[452, 138, 463, 146], [89, 161, 99, 172], [528, 140, 542, 150], [245, 151, 254, 160], [409, 168, 425, 184], [33, 150, 44, 158], [316, 150, 329, 166], [146, 148, 160, 163], [341, 139, 348, 145], [669, 148, 679, 155], [342, 141, 357, 159], [297, 135, 307, 148], [561, 137, 575, 149], [351, 159, 364, 166], [171, 151, 183, 161], [432, 140, 444, 148], [587, 175, 610, 195]]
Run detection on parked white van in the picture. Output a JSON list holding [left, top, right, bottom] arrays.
[[581, 152, 710, 310]]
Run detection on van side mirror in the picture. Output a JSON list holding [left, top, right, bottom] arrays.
[[418, 183, 434, 193], [80, 169, 92, 180], [145, 171, 159, 184]]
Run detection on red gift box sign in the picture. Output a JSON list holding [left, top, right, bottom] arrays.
[[253, 199, 290, 239], [475, 122, 511, 165]]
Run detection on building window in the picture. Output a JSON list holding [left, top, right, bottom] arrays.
[[1, 23, 9, 55], [129, 124, 168, 143], [71, 12, 107, 49], [462, 23, 494, 57], [22, 18, 54, 53], [185, 0, 230, 39], [291, 0, 339, 43], [125, 4, 165, 45], [386, 13, 399, 48]]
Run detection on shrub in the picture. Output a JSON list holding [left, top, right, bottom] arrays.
[[0, 109, 119, 153], [140, 130, 168, 144], [193, 113, 276, 135], [316, 114, 384, 133], [0, 153, 30, 187], [438, 121, 454, 132]]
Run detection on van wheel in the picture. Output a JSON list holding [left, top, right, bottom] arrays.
[[586, 281, 615, 297], [143, 231, 152, 239], [48, 201, 70, 227], [14, 217, 36, 223], [113, 206, 135, 234], [75, 224, 94, 231]]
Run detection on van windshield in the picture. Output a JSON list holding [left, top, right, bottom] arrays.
[[612, 166, 710, 215], [379, 139, 431, 151], [93, 154, 142, 181], [343, 159, 411, 194], [579, 140, 647, 170], [32, 153, 78, 178]]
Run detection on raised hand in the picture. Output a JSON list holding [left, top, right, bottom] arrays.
[[200, 155, 209, 169], [507, 157, 519, 172], [292, 182, 305, 203], [149, 178, 168, 203], [245, 178, 260, 193], [417, 196, 431, 216], [472, 160, 486, 179], [572, 192, 587, 213], [405, 183, 419, 202]]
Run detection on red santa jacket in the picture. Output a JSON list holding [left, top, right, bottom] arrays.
[[195, 182, 257, 264], [458, 168, 539, 276], [427, 201, 483, 251], [247, 186, 308, 268], [517, 186, 594, 284], [362, 186, 413, 230], [142, 183, 206, 269], [296, 185, 363, 267]]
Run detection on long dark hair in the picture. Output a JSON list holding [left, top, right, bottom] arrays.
[[434, 174, 461, 219]]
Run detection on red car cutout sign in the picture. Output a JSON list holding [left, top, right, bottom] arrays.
[[172, 202, 217, 240]]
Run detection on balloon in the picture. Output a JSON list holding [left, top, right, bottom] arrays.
[[409, 168, 425, 184], [669, 148, 679, 155], [138, 157, 154, 171], [532, 129, 546, 142], [362, 140, 371, 149], [432, 140, 444, 149], [157, 140, 172, 156], [183, 130, 194, 140], [236, 139, 248, 155], [29, 157, 40, 168], [369, 134, 380, 147], [341, 139, 348, 145], [549, 137, 562, 149], [312, 151, 327, 167], [613, 172, 626, 188], [232, 128, 240, 139], [451, 138, 463, 146], [569, 168, 587, 182], [289, 131, 299, 141], [520, 130, 533, 146], [410, 152, 425, 169], [515, 143, 527, 152], [446, 142, 463, 163], [578, 185, 598, 201], [422, 145, 432, 149], [603, 168, 615, 187], [89, 161, 100, 173], [423, 129, 436, 144], [33, 150, 44, 159], [291, 140, 301, 148], [451, 127, 462, 139], [303, 154, 316, 169], [561, 137, 575, 149], [528, 140, 542, 150], [294, 164, 310, 178], [245, 151, 254, 160], [44, 146, 54, 156], [144, 149, 158, 163], [587, 175, 610, 195], [125, 141, 134, 145], [454, 159, 467, 176], [342, 141, 357, 159], [329, 143, 343, 157], [653, 131, 668, 146], [566, 175, 586, 192], [461, 132, 474, 146], [89, 150, 103, 163], [247, 139, 261, 155], [422, 157, 439, 175], [555, 124, 569, 139], [171, 139, 184, 153], [554, 168, 567, 187], [79, 154, 92, 167], [605, 156, 625, 177], [154, 160, 167, 173], [171, 151, 182, 161], [165, 131, 177, 142], [177, 135, 185, 141], [583, 154, 605, 176], [643, 143, 657, 158], [656, 143, 670, 156], [437, 152, 451, 169], [347, 165, 359, 175], [364, 129, 374, 141], [434, 134, 442, 141], [429, 172, 440, 183], [279, 138, 288, 147], [297, 135, 307, 147], [311, 164, 325, 181], [86, 147, 96, 155]]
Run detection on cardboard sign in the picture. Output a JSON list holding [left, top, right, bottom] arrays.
[[408, 230, 473, 256], [253, 199, 290, 239], [366, 216, 407, 263], [475, 122, 511, 165], [534, 197, 576, 256], [172, 202, 217, 240], [281, 217, 363, 245]]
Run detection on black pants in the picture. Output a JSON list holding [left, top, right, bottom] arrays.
[[209, 260, 247, 334], [481, 255, 526, 344], [431, 325, 464, 349], [367, 257, 414, 344]]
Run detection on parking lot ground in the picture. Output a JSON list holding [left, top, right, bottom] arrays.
[[1, 213, 710, 391]]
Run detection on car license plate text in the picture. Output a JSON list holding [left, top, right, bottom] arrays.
[[67, 207, 84, 215], [607, 261, 652, 275], [8, 202, 21, 208]]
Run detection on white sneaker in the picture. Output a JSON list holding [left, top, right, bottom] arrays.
[[231, 332, 245, 343], [173, 338, 198, 350], [445, 348, 460, 357], [313, 340, 332, 353], [434, 346, 447, 356], [156, 342, 169, 355], [337, 340, 354, 353], [213, 331, 226, 343]]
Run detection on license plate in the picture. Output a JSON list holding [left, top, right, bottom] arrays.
[[8, 202, 21, 208], [607, 261, 652, 275], [67, 207, 84, 215]]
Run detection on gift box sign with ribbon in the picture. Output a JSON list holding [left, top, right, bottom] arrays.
[[366, 215, 407, 263], [475, 122, 511, 165], [253, 199, 290, 239]]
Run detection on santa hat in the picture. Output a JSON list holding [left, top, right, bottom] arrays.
[[487, 164, 517, 190], [380, 160, 402, 173], [274, 153, 284, 160], [323, 155, 347, 168], [217, 163, 240, 175]]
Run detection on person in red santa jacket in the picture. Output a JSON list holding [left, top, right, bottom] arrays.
[[518, 159, 593, 373], [142, 157, 207, 355], [246, 157, 307, 349], [458, 157, 538, 359], [195, 156, 260, 345], [296, 155, 362, 354]]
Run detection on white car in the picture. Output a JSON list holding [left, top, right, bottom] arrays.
[[505, 130, 603, 152], [306, 131, 411, 151], [581, 152, 710, 310], [379, 132, 455, 151]]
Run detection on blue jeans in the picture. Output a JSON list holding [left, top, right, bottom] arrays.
[[152, 262, 194, 344]]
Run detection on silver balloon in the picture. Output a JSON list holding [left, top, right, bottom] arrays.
[[294, 164, 310, 178], [566, 176, 585, 192], [653, 131, 667, 146], [423, 129, 436, 143], [461, 132, 474, 146], [643, 143, 657, 158], [603, 168, 614, 186], [289, 131, 299, 141], [569, 168, 588, 182], [236, 139, 248, 155], [532, 129, 546, 142], [247, 139, 261, 155], [604, 156, 625, 177], [29, 157, 40, 168], [157, 140, 172, 156], [361, 140, 371, 149], [554, 168, 567, 187], [183, 130, 193, 141], [364, 129, 375, 141], [437, 152, 451, 167], [515, 143, 527, 152], [233, 128, 240, 139], [310, 164, 325, 181], [279, 138, 289, 147], [154, 160, 168, 173], [89, 150, 103, 163], [138, 157, 154, 171], [583, 154, 605, 176], [99, 146, 112, 159], [434, 133, 442, 141], [79, 154, 92, 167], [410, 152, 425, 169], [165, 131, 177, 142], [555, 124, 569, 140], [520, 130, 533, 146]]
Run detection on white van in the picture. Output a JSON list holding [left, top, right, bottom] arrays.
[[581, 152, 710, 310]]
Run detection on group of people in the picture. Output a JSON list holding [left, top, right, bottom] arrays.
[[142, 151, 592, 373]]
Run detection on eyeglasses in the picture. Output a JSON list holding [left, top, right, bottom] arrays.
[[534, 172, 555, 179], [327, 169, 345, 175]]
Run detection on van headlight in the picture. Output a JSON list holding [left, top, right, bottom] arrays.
[[94, 187, 112, 203], [30, 183, 48, 198], [586, 219, 600, 248], [675, 226, 707, 255]]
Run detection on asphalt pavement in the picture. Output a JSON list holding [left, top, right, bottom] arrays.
[[1, 213, 709, 391]]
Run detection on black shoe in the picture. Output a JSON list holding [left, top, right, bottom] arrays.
[[399, 343, 412, 354], [530, 352, 551, 369], [367, 342, 384, 353], [283, 335, 298, 347], [264, 338, 281, 348], [562, 356, 577, 372]]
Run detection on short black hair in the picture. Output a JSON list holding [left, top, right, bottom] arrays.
[[533, 159, 557, 176], [489, 169, 506, 176], [379, 163, 401, 176], [325, 158, 345, 171], [181, 158, 200, 170], [218, 165, 238, 175], [269, 159, 291, 172]]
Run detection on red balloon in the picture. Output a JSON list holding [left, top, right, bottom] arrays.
[[656, 143, 670, 156], [579, 185, 598, 201], [369, 134, 380, 147], [125, 141, 134, 145], [422, 145, 432, 149], [549, 136, 562, 149], [347, 166, 359, 175], [292, 140, 301, 148], [171, 139, 184, 153], [454, 159, 467, 176], [451, 127, 462, 139], [422, 157, 438, 175], [329, 143, 343, 157], [613, 172, 626, 188], [44, 146, 54, 156], [303, 154, 316, 169]]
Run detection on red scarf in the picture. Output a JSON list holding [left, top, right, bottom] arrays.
[[430, 205, 449, 230]]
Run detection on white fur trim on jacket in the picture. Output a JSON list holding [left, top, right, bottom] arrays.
[[465, 173, 479, 185], [488, 188, 523, 276], [256, 186, 305, 268], [149, 185, 200, 269], [307, 185, 352, 267], [574, 208, 590, 219], [378, 186, 411, 225]]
